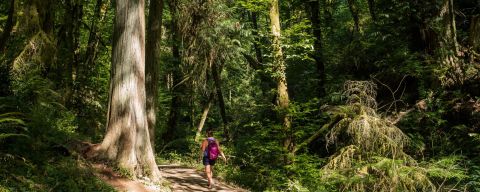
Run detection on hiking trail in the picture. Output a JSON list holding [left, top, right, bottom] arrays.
[[93, 163, 247, 192]]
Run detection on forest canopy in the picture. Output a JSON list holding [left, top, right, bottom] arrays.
[[0, 0, 479, 191]]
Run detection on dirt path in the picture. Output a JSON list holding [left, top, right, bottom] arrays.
[[92, 163, 247, 192], [159, 165, 247, 192]]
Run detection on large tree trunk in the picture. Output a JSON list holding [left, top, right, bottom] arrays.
[[308, 0, 326, 97], [146, 0, 164, 151], [93, 0, 160, 181], [0, 0, 15, 51], [269, 0, 293, 165]]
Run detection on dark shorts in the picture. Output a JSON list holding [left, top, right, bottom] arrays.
[[203, 156, 216, 166]]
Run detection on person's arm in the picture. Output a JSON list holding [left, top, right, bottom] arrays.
[[200, 140, 207, 161], [216, 140, 227, 162]]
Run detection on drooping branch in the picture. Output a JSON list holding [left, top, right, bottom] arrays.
[[294, 114, 343, 153], [241, 52, 263, 70]]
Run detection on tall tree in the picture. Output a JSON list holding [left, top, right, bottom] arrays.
[[438, 0, 462, 85], [308, 0, 326, 97], [367, 0, 377, 21], [60, 0, 83, 104], [470, 15, 480, 51], [212, 61, 229, 140], [347, 0, 360, 35], [0, 0, 15, 51], [89, 0, 161, 181], [83, 0, 111, 72], [250, 11, 263, 64], [269, 0, 293, 164], [163, 0, 183, 144], [146, 0, 164, 150], [195, 92, 214, 142]]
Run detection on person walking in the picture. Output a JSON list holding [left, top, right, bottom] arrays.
[[200, 129, 227, 189]]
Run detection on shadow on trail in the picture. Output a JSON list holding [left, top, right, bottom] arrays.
[[158, 165, 246, 192]]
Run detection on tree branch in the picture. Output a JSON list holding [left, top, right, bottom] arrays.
[[294, 114, 344, 153]]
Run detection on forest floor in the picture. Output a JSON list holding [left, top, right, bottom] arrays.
[[93, 163, 247, 192]]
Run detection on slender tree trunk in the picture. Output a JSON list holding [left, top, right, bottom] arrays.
[[367, 0, 376, 22], [0, 0, 15, 51], [61, 0, 83, 106], [146, 0, 164, 151], [92, 0, 161, 181], [439, 0, 462, 85], [469, 16, 480, 51], [308, 0, 326, 97], [212, 61, 229, 141], [195, 92, 214, 142], [163, 0, 182, 144], [324, 0, 334, 27], [83, 0, 110, 73], [72, 1, 83, 83], [250, 11, 263, 64], [440, 0, 459, 53], [347, 0, 360, 35], [269, 0, 293, 165]]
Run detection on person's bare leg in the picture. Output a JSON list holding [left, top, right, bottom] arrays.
[[205, 165, 212, 188], [211, 165, 215, 187]]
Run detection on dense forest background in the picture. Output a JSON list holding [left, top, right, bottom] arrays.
[[1, 0, 480, 191]]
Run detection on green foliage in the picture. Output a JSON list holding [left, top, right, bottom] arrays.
[[317, 81, 467, 191], [0, 0, 479, 190], [0, 112, 28, 141], [0, 154, 114, 191]]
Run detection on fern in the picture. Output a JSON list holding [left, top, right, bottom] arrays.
[[0, 133, 29, 140], [320, 81, 466, 191], [0, 112, 28, 141]]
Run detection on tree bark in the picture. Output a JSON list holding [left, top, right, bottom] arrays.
[[324, 0, 334, 27], [347, 0, 360, 35], [269, 0, 293, 165], [439, 0, 462, 85], [146, 0, 164, 151], [93, 0, 160, 181], [308, 0, 326, 97], [469, 16, 480, 51], [0, 0, 15, 51], [250, 11, 263, 64], [195, 92, 214, 142], [367, 0, 376, 22], [212, 61, 229, 141]]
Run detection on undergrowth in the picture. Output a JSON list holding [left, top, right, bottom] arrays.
[[0, 72, 114, 191]]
